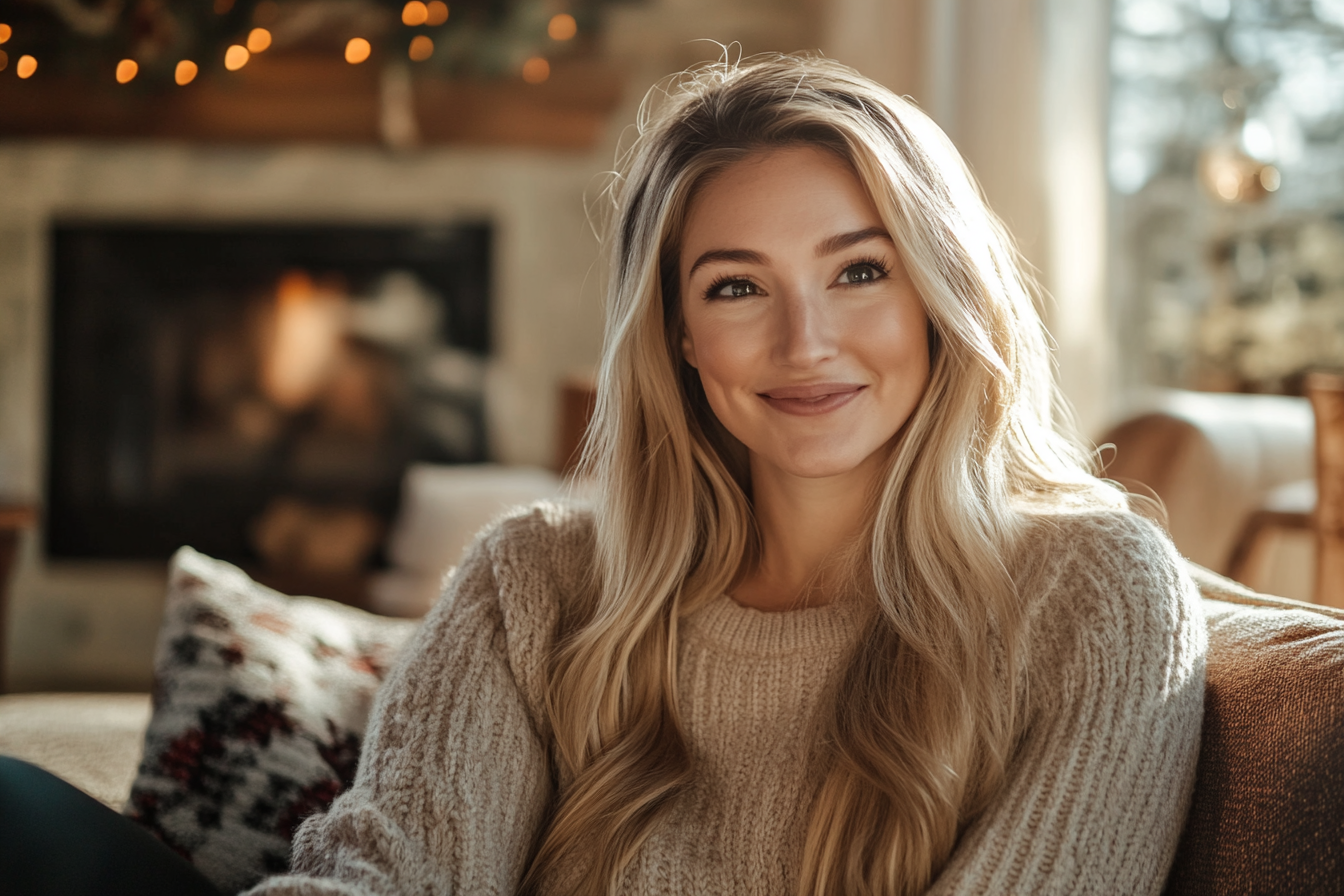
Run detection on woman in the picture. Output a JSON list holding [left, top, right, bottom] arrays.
[[249, 54, 1205, 895]]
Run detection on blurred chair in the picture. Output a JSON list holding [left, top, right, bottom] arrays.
[[1309, 373, 1344, 608], [1221, 373, 1344, 609], [1224, 479, 1312, 589], [1098, 390, 1314, 586]]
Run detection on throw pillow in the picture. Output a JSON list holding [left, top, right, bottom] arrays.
[[124, 547, 419, 895]]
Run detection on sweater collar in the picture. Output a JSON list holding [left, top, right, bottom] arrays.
[[681, 590, 871, 657]]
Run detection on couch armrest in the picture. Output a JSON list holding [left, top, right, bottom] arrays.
[[0, 693, 150, 810]]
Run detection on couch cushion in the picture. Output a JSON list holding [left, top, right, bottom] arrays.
[[124, 547, 418, 895], [1165, 566, 1344, 895]]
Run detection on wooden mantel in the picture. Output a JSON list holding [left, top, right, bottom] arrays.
[[0, 53, 625, 149]]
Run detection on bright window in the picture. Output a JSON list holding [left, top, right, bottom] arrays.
[[1110, 0, 1344, 392]]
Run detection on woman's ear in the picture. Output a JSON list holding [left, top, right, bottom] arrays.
[[681, 328, 698, 368]]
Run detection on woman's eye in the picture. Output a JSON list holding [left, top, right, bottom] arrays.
[[839, 263, 886, 284], [709, 279, 758, 299]]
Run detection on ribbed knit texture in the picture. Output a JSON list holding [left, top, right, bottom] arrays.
[[245, 500, 1205, 896]]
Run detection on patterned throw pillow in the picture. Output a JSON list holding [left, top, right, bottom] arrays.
[[124, 547, 419, 895]]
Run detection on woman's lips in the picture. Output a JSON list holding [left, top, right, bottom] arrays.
[[758, 383, 865, 416]]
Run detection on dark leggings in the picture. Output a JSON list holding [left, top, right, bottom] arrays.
[[0, 755, 222, 896]]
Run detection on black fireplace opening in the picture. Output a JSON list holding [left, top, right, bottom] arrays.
[[46, 221, 492, 582]]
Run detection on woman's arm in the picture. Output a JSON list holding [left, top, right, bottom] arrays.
[[928, 512, 1206, 896], [243, 517, 560, 896]]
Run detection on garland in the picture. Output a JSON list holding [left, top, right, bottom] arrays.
[[1, 0, 597, 86]]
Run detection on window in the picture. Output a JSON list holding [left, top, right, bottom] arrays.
[[1110, 0, 1344, 393]]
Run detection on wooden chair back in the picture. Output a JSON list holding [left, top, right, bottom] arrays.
[[1307, 372, 1344, 608]]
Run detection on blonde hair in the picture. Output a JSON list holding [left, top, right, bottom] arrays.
[[522, 53, 1121, 896]]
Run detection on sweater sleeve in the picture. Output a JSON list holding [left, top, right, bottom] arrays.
[[926, 512, 1206, 896], [242, 521, 557, 896]]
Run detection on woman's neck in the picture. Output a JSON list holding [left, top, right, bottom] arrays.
[[731, 452, 882, 612]]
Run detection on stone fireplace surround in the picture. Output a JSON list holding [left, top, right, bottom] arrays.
[[0, 141, 607, 690]]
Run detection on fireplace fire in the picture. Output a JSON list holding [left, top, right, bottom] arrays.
[[46, 221, 491, 593]]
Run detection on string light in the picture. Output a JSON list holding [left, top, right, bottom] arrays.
[[175, 60, 198, 85], [115, 59, 138, 83], [247, 28, 272, 53], [0, 51, 7, 72], [408, 35, 434, 61], [0, 24, 11, 44], [224, 44, 250, 71], [547, 14, 577, 40], [345, 38, 371, 64], [426, 1, 449, 25], [521, 56, 549, 84], [402, 1, 428, 26], [16, 54, 36, 78]]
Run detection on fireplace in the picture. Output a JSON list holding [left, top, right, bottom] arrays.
[[45, 221, 492, 583]]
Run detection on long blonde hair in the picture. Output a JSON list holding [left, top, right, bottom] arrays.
[[522, 53, 1120, 896]]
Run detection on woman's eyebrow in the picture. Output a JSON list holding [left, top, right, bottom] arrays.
[[815, 227, 893, 257], [686, 227, 891, 278], [687, 248, 767, 279]]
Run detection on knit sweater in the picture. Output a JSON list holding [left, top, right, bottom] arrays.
[[245, 501, 1206, 896]]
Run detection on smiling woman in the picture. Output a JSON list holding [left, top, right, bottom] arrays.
[[245, 52, 1203, 896]]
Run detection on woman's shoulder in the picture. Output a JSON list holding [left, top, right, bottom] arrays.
[[473, 497, 598, 582], [446, 497, 597, 630], [1010, 506, 1201, 664], [1012, 505, 1182, 591]]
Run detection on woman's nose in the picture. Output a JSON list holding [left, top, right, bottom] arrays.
[[774, 289, 838, 368]]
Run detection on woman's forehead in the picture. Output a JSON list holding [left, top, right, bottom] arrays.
[[679, 147, 887, 268]]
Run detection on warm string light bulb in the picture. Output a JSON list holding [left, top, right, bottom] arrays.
[[225, 44, 250, 70], [345, 38, 371, 64], [402, 1, 428, 26], [547, 13, 576, 41], [247, 28, 272, 53], [16, 54, 36, 78], [0, 23, 11, 44], [408, 35, 434, 61], [0, 51, 8, 72], [175, 60, 198, 85], [521, 56, 549, 84], [115, 59, 138, 83], [425, 1, 448, 25]]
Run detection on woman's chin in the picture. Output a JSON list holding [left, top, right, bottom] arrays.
[[752, 447, 884, 483]]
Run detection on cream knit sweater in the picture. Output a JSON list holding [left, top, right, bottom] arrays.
[[246, 501, 1205, 896]]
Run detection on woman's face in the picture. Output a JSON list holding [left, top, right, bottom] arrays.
[[678, 146, 931, 483]]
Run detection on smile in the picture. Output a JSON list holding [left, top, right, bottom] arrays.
[[758, 383, 865, 416]]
